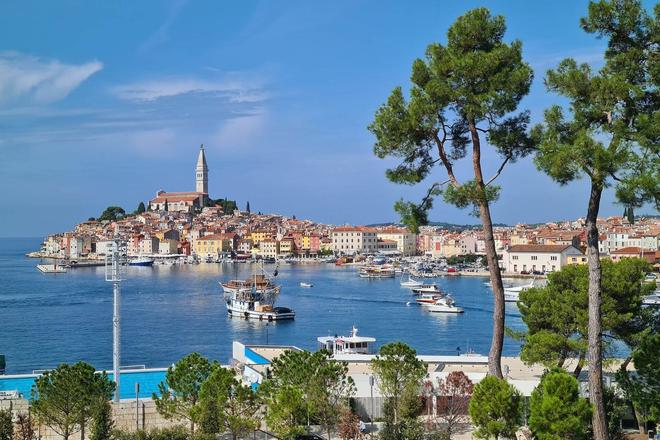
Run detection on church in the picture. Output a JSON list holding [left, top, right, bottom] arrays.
[[148, 145, 210, 213]]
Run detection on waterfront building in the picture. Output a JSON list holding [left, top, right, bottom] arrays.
[[138, 236, 160, 255], [376, 227, 417, 256], [94, 240, 114, 256], [377, 238, 397, 253], [260, 239, 279, 258], [332, 226, 378, 255], [278, 237, 295, 256], [194, 233, 237, 258], [502, 244, 586, 274], [158, 239, 179, 255]]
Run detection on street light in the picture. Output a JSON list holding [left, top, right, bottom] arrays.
[[368, 374, 375, 428]]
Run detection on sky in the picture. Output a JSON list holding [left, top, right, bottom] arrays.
[[0, 0, 656, 237]]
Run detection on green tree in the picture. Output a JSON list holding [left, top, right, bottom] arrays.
[[98, 207, 125, 222], [369, 8, 534, 378], [135, 202, 146, 215], [468, 376, 523, 440], [371, 342, 426, 426], [617, 331, 660, 431], [32, 362, 115, 440], [0, 409, 12, 440], [532, 2, 659, 438], [153, 353, 215, 433], [197, 365, 262, 440], [245, 201, 250, 214], [262, 349, 355, 440], [512, 259, 652, 376], [90, 398, 114, 440], [603, 387, 628, 440], [528, 369, 592, 440], [262, 385, 307, 440]]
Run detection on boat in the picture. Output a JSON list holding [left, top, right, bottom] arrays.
[[317, 326, 376, 355], [222, 263, 295, 321], [36, 264, 67, 273], [300, 282, 313, 288], [411, 284, 441, 294], [400, 275, 424, 288], [427, 295, 464, 313], [416, 293, 443, 305], [359, 266, 396, 278], [128, 257, 154, 267], [503, 280, 536, 302]]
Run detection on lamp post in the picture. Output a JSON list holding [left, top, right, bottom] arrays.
[[106, 228, 125, 403], [368, 374, 375, 428]]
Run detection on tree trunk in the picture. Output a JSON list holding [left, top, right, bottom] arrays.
[[572, 352, 585, 378], [80, 420, 85, 440], [469, 121, 504, 378], [632, 403, 646, 435], [585, 181, 608, 440]]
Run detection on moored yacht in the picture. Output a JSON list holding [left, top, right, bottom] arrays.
[[359, 265, 396, 278], [400, 274, 424, 288], [411, 284, 441, 294], [503, 280, 536, 302], [427, 295, 463, 313], [128, 257, 154, 266]]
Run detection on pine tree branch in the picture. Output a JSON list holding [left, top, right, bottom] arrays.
[[485, 156, 511, 186], [434, 122, 460, 187]]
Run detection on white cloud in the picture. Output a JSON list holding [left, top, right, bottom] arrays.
[[211, 111, 268, 152], [0, 52, 103, 105], [113, 77, 268, 103]]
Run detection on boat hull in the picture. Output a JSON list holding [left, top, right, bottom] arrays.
[[226, 305, 295, 321]]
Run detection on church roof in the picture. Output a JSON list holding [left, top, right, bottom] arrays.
[[197, 144, 208, 170]]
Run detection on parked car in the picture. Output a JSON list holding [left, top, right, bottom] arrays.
[[532, 270, 543, 275], [520, 270, 530, 275]]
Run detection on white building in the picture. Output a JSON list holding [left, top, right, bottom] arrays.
[[332, 227, 378, 255], [139, 236, 160, 255], [94, 240, 114, 256], [158, 239, 178, 255], [502, 244, 586, 274], [376, 228, 417, 256]]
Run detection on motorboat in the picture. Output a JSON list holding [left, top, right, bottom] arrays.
[[416, 293, 443, 305], [36, 264, 67, 273], [503, 280, 535, 302], [412, 284, 441, 294], [427, 295, 464, 314], [129, 257, 154, 266], [300, 282, 313, 288], [400, 275, 424, 288]]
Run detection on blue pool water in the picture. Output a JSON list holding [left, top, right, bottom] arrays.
[[0, 238, 525, 374], [0, 369, 167, 400]]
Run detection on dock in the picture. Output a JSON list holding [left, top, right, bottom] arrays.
[[36, 264, 67, 274]]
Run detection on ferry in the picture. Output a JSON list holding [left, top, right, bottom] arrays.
[[317, 326, 376, 355], [128, 257, 154, 267], [222, 264, 295, 321]]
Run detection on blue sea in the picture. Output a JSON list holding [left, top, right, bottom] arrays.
[[0, 238, 525, 374]]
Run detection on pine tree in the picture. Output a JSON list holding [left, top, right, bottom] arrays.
[[0, 409, 12, 440], [90, 399, 114, 440]]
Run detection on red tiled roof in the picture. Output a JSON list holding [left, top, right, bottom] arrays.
[[611, 247, 655, 255], [507, 244, 573, 253]]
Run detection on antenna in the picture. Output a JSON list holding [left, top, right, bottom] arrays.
[[105, 227, 127, 402]]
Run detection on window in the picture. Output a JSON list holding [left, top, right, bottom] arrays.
[[512, 255, 518, 260], [550, 255, 558, 261], [531, 255, 538, 261]]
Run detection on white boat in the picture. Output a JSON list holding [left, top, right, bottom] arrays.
[[222, 263, 294, 321], [400, 275, 424, 288], [427, 295, 464, 314], [300, 282, 313, 288], [416, 293, 443, 305], [503, 280, 535, 302], [317, 326, 376, 355], [412, 284, 441, 294], [37, 264, 67, 273]]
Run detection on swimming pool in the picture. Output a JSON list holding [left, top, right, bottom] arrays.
[[0, 368, 168, 400]]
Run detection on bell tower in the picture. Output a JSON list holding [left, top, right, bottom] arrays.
[[196, 144, 208, 194]]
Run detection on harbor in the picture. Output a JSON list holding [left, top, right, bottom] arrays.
[[0, 237, 528, 375]]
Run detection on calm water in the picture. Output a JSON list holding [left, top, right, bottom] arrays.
[[0, 238, 525, 374]]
